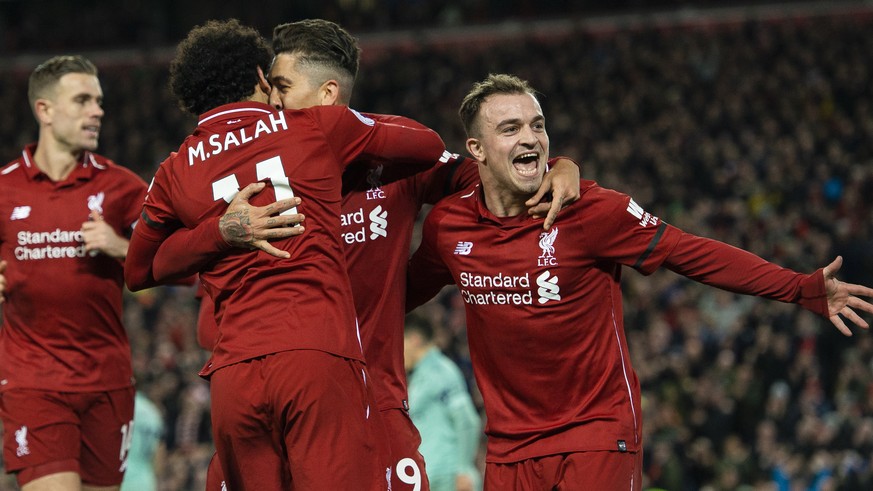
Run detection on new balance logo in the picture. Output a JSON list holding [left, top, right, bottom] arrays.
[[536, 270, 561, 304], [454, 241, 473, 255], [438, 150, 460, 163], [10, 206, 31, 220], [626, 199, 659, 227]]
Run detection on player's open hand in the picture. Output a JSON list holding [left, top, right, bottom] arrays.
[[526, 158, 581, 229], [219, 182, 305, 259], [822, 256, 873, 336]]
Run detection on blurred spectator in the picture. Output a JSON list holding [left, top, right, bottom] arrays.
[[405, 314, 482, 491], [121, 391, 166, 491]]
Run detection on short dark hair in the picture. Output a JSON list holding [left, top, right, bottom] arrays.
[[404, 313, 435, 343], [28, 55, 98, 109], [272, 19, 360, 103], [459, 73, 537, 137], [169, 19, 272, 115]]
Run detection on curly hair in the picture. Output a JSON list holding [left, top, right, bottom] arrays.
[[459, 73, 538, 138], [169, 19, 272, 116], [272, 19, 360, 103]]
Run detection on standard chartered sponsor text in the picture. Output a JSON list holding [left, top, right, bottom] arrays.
[[459, 271, 533, 305], [16, 229, 87, 260]]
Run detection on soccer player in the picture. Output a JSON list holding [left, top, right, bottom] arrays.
[[142, 19, 582, 491], [123, 19, 447, 490], [404, 73, 873, 491], [120, 391, 165, 491], [0, 55, 148, 491], [404, 315, 482, 491]]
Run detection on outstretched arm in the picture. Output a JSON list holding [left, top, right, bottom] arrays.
[[664, 231, 873, 336]]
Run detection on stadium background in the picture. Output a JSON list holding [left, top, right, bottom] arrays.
[[1, 0, 873, 489]]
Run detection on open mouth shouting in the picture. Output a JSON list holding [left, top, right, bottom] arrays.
[[513, 151, 541, 178]]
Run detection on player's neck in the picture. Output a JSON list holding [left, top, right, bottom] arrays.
[[482, 186, 528, 218], [32, 138, 82, 182]]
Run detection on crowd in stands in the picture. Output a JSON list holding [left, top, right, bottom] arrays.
[[0, 0, 791, 55], [2, 6, 873, 490]]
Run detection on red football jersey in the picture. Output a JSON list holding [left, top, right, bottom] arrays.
[[408, 178, 828, 463], [0, 145, 147, 392], [135, 102, 444, 376], [408, 181, 685, 462], [341, 147, 478, 411]]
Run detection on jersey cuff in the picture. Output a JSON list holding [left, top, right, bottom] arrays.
[[798, 269, 828, 317]]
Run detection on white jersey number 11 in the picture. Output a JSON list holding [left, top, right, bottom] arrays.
[[211, 156, 298, 214]]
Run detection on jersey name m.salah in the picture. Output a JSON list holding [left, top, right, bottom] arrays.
[[139, 102, 443, 376], [0, 145, 147, 392]]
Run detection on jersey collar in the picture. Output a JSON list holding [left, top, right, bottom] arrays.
[[21, 143, 97, 185], [473, 184, 534, 228], [197, 101, 276, 127]]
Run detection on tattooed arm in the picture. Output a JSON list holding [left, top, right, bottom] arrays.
[[149, 182, 305, 283]]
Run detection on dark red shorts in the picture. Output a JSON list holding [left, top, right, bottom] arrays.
[[0, 387, 135, 487], [485, 450, 642, 491], [374, 407, 430, 491], [210, 350, 382, 490], [205, 451, 224, 491]]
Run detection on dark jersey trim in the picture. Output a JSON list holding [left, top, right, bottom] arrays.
[[633, 222, 667, 269], [443, 155, 466, 197], [139, 210, 173, 230]]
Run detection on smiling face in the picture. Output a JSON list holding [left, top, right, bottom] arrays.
[[267, 52, 337, 110], [41, 72, 104, 153], [466, 92, 549, 211]]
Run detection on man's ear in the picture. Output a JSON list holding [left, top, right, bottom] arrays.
[[466, 137, 484, 163], [319, 80, 341, 106], [34, 99, 52, 125], [257, 66, 271, 94]]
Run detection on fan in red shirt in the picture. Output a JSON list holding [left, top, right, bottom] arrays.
[[0, 56, 147, 490], [405, 74, 873, 491], [123, 20, 447, 491], [141, 19, 583, 491]]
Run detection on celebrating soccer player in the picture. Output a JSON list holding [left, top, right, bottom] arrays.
[[0, 55, 148, 491], [124, 19, 450, 490], [405, 73, 873, 491], [139, 19, 583, 491]]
